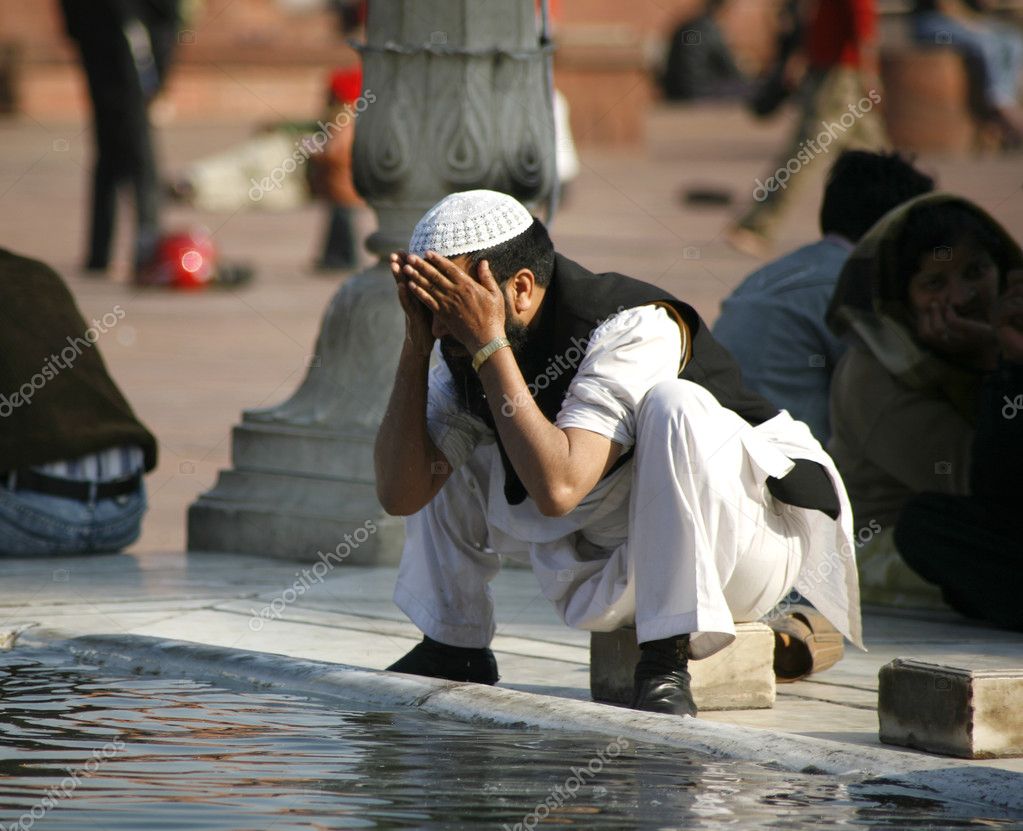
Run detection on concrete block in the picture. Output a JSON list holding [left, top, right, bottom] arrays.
[[590, 623, 775, 711], [879, 658, 1023, 758]]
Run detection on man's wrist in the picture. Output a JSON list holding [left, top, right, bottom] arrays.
[[466, 328, 507, 357], [399, 339, 434, 366], [472, 335, 511, 373]]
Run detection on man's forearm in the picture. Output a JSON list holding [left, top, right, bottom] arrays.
[[374, 345, 445, 515], [478, 347, 618, 516]]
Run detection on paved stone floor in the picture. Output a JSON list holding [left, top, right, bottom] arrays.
[[2, 103, 1022, 775], [3, 553, 1023, 775]]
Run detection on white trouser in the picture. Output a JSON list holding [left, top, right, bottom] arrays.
[[394, 379, 809, 660]]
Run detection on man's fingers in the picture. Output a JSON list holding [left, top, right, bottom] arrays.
[[424, 251, 470, 286], [476, 258, 499, 290], [403, 263, 444, 300], [407, 253, 458, 290], [407, 279, 441, 312]]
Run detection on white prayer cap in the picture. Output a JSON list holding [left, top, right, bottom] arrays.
[[408, 190, 534, 258]]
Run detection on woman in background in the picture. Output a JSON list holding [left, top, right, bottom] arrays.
[[826, 192, 1022, 625]]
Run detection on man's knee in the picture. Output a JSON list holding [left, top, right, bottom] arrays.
[[638, 379, 695, 421], [636, 379, 718, 438]]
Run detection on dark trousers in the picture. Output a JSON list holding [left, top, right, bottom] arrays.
[[894, 493, 1023, 631], [73, 19, 166, 269], [318, 204, 357, 269]]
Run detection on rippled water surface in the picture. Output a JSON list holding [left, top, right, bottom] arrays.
[[1, 649, 1020, 830]]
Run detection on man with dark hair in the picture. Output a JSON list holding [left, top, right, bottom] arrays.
[[375, 190, 862, 716], [714, 151, 934, 446]]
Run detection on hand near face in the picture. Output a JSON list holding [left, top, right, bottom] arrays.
[[390, 251, 435, 358], [994, 276, 1023, 366], [916, 300, 995, 350], [908, 246, 1000, 370], [402, 252, 507, 354]]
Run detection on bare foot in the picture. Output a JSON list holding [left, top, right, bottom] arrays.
[[726, 225, 773, 259]]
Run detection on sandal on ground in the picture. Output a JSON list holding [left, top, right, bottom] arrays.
[[768, 605, 844, 683]]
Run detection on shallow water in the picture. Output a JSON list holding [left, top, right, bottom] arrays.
[[0, 649, 1020, 831]]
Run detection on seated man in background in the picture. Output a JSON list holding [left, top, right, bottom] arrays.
[[0, 249, 157, 555], [714, 150, 934, 447], [375, 190, 862, 718], [827, 193, 1021, 613], [912, 0, 1023, 146]]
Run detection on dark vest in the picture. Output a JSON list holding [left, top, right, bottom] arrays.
[[450, 253, 838, 516]]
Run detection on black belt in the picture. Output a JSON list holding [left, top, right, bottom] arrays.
[[1, 469, 142, 502]]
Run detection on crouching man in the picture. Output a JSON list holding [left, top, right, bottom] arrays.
[[375, 190, 862, 717]]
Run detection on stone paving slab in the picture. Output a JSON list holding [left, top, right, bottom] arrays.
[[3, 556, 1023, 776]]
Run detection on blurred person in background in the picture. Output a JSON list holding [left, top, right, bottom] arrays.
[[0, 249, 157, 555], [826, 193, 1022, 617], [662, 0, 747, 102], [911, 0, 1023, 146], [894, 269, 1022, 630], [309, 66, 364, 272], [714, 151, 935, 447], [59, 0, 182, 277], [728, 0, 889, 257]]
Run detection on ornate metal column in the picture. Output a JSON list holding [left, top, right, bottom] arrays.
[[187, 0, 556, 562]]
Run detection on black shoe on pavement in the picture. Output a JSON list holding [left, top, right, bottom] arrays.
[[386, 635, 499, 685], [630, 634, 697, 717]]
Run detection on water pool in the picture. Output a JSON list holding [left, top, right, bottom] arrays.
[[0, 649, 1019, 830]]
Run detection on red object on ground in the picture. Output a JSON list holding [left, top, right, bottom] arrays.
[[138, 230, 217, 289], [329, 66, 363, 105]]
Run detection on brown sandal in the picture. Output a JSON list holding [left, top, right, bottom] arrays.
[[769, 605, 845, 683]]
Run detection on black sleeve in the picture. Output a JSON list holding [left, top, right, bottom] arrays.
[[970, 360, 1023, 505], [767, 459, 841, 520]]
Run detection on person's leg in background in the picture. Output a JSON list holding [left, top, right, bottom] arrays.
[[131, 6, 180, 271], [913, 11, 1023, 141], [731, 67, 886, 253], [317, 204, 358, 271], [128, 94, 162, 272], [895, 492, 1023, 630], [78, 41, 128, 272], [78, 13, 164, 274]]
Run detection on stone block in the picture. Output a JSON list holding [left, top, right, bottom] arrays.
[[590, 623, 775, 710], [879, 658, 1023, 759]]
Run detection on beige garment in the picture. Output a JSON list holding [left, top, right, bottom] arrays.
[[737, 67, 889, 238], [828, 345, 974, 532], [856, 527, 947, 609]]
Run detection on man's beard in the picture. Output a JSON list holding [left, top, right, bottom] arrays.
[[441, 317, 531, 416]]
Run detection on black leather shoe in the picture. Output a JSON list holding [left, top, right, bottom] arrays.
[[630, 634, 697, 717], [386, 635, 499, 685]]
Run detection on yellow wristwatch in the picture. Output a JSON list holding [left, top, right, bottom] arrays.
[[471, 336, 511, 373]]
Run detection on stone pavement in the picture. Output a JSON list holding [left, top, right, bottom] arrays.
[[2, 103, 1022, 777], [3, 552, 1023, 777]]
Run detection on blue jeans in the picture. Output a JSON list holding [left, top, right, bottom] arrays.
[[914, 12, 1023, 108], [0, 482, 147, 555]]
